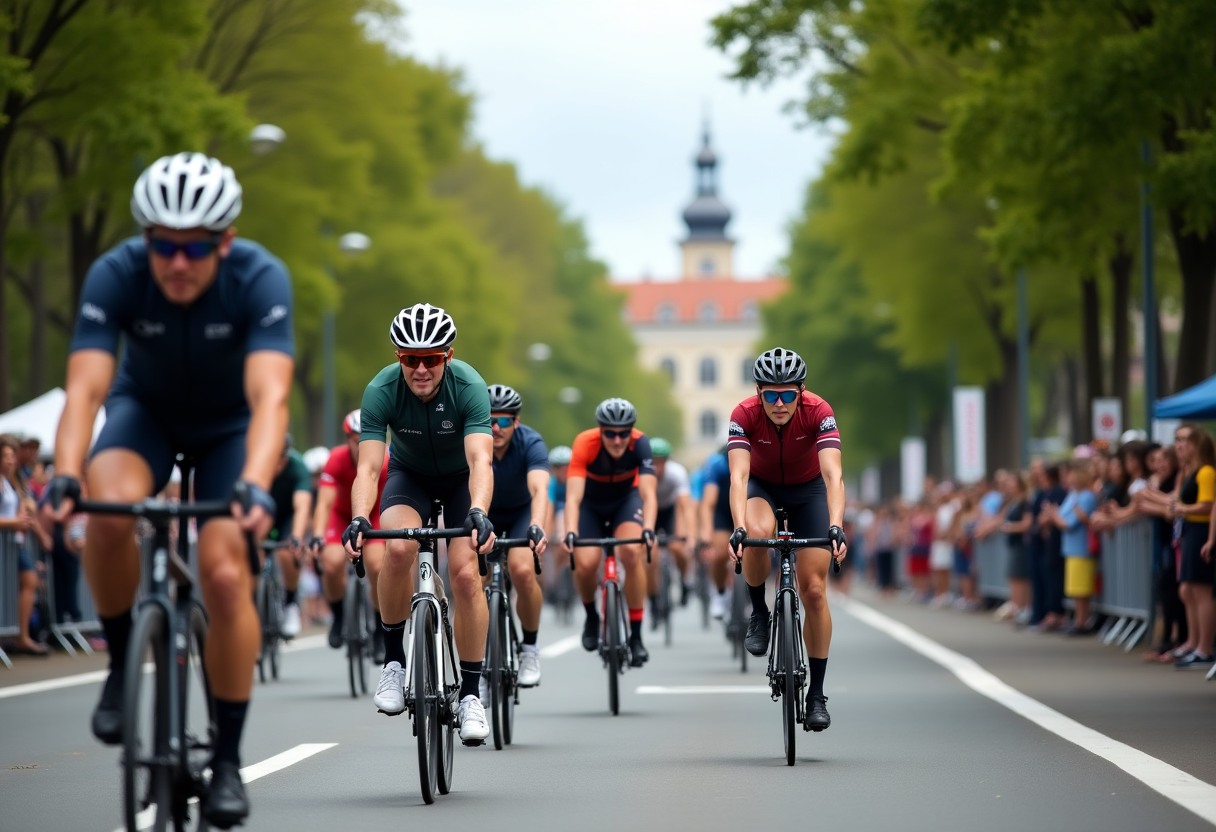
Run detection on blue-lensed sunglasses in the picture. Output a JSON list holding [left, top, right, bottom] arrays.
[[492, 416, 515, 428], [762, 389, 799, 405], [147, 235, 223, 260]]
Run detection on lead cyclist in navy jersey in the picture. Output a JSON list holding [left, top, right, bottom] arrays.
[[40, 153, 294, 829]]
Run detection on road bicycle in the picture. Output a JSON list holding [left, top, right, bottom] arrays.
[[342, 556, 375, 699], [693, 542, 711, 630], [482, 534, 541, 749], [255, 539, 291, 683], [726, 568, 749, 673], [571, 524, 651, 716], [736, 508, 837, 766], [360, 500, 468, 804], [79, 485, 253, 830], [650, 535, 684, 647]]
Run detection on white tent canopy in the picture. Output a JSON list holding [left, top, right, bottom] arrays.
[[0, 388, 106, 457]]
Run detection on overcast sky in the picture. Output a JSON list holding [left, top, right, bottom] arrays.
[[395, 0, 836, 281]]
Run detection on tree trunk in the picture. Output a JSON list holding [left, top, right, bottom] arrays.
[[985, 337, 1020, 472], [1065, 357, 1083, 445], [296, 351, 324, 446], [1109, 239, 1132, 429], [924, 409, 944, 482], [1166, 210, 1216, 392], [1080, 273, 1102, 442], [25, 194, 49, 398]]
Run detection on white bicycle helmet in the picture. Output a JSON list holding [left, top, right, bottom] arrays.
[[343, 409, 362, 436], [302, 446, 331, 475], [389, 303, 457, 349], [488, 384, 523, 414], [595, 398, 637, 427], [131, 152, 242, 231], [752, 347, 807, 386], [549, 445, 572, 466]]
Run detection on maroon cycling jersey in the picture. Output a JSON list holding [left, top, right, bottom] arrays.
[[727, 391, 840, 484]]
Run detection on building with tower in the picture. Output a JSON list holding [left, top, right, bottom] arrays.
[[618, 127, 787, 467]]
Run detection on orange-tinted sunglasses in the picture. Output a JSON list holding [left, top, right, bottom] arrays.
[[396, 351, 447, 369]]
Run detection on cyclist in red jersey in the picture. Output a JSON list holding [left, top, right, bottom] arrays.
[[561, 398, 658, 665], [309, 409, 389, 652], [727, 348, 847, 731]]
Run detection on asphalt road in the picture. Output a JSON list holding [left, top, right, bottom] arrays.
[[2, 592, 1213, 832]]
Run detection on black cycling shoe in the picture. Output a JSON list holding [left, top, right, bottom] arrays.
[[680, 582, 690, 607], [327, 619, 343, 650], [203, 760, 250, 829], [744, 610, 771, 657], [91, 671, 124, 745], [629, 638, 649, 667], [805, 694, 831, 732], [582, 611, 600, 652]]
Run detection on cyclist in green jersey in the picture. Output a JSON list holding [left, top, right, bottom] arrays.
[[267, 434, 313, 638], [343, 303, 496, 744]]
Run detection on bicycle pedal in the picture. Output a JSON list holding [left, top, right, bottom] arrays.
[[377, 708, 405, 717], [461, 738, 486, 747]]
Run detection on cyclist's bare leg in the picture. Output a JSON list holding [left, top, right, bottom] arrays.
[[615, 521, 647, 609], [742, 497, 777, 589], [669, 538, 690, 581], [362, 541, 385, 613], [507, 547, 542, 632], [796, 548, 833, 657], [709, 530, 731, 592], [82, 450, 150, 617], [376, 504, 418, 627], [573, 547, 603, 604], [276, 547, 300, 593], [320, 543, 348, 605], [197, 519, 260, 699], [447, 536, 488, 662], [645, 550, 661, 596]]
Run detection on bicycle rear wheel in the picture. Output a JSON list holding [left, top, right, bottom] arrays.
[[411, 603, 439, 804], [605, 581, 620, 716], [436, 611, 456, 794], [502, 618, 517, 746], [781, 592, 797, 766], [661, 558, 673, 647], [174, 603, 212, 832], [268, 574, 282, 682], [488, 591, 505, 750], [124, 604, 170, 832], [255, 578, 268, 684]]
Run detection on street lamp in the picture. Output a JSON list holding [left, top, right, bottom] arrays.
[[250, 124, 286, 156], [322, 232, 373, 446]]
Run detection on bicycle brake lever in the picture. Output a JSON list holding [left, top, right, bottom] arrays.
[[477, 550, 488, 577], [734, 555, 742, 575], [353, 555, 365, 579], [246, 534, 262, 576], [832, 556, 840, 575], [533, 550, 542, 576]]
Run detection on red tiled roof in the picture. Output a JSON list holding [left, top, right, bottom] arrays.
[[617, 278, 787, 323]]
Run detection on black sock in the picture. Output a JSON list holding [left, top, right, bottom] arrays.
[[584, 601, 598, 618], [100, 611, 133, 675], [459, 660, 483, 700], [630, 620, 642, 641], [284, 589, 298, 606], [381, 620, 406, 666], [748, 582, 769, 617], [328, 597, 344, 628], [212, 698, 248, 766], [522, 629, 538, 646], [374, 609, 383, 632], [808, 657, 828, 699]]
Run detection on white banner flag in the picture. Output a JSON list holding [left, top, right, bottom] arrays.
[[901, 438, 926, 503], [953, 386, 986, 484], [1092, 398, 1122, 442]]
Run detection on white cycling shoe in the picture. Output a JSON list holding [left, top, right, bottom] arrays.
[[458, 695, 490, 743], [517, 645, 541, 687], [374, 661, 406, 715], [710, 589, 730, 621], [281, 603, 302, 639]]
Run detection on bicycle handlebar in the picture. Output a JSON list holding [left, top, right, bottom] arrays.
[[571, 536, 648, 548], [733, 537, 840, 575], [352, 527, 473, 579], [76, 499, 232, 519]]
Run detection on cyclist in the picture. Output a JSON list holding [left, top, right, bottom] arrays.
[[726, 347, 847, 732], [343, 303, 495, 744], [647, 437, 695, 616], [699, 449, 734, 620], [545, 445, 571, 579], [310, 409, 389, 655], [40, 153, 293, 827], [485, 384, 550, 687], [268, 433, 313, 638], [561, 398, 657, 665]]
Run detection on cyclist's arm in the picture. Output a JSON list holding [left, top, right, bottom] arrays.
[[727, 448, 751, 531], [820, 446, 845, 528], [312, 484, 337, 538], [53, 349, 115, 480], [291, 490, 312, 542], [676, 493, 696, 541], [241, 351, 294, 490], [350, 439, 386, 522], [638, 472, 658, 532], [700, 482, 719, 542], [527, 468, 550, 530], [465, 433, 494, 513], [564, 476, 585, 544]]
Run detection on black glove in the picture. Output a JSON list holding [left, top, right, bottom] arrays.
[[729, 527, 747, 556], [565, 531, 577, 551], [828, 525, 848, 553], [642, 528, 656, 548], [527, 524, 546, 547], [306, 534, 324, 553], [230, 480, 277, 519], [342, 516, 373, 551], [40, 474, 82, 512], [463, 508, 493, 549]]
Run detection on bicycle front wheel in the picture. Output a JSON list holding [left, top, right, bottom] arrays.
[[661, 560, 673, 647], [488, 590, 505, 750], [255, 578, 268, 684], [781, 592, 797, 766], [268, 574, 282, 681], [346, 578, 365, 699], [605, 581, 620, 716], [732, 578, 748, 673], [502, 619, 517, 746], [124, 604, 170, 832], [411, 603, 439, 804]]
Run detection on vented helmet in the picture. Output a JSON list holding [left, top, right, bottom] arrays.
[[487, 384, 523, 414], [595, 397, 636, 428], [389, 303, 457, 350], [302, 446, 331, 474], [649, 437, 672, 458], [752, 347, 807, 386], [548, 445, 572, 466], [131, 152, 242, 231], [343, 409, 362, 436]]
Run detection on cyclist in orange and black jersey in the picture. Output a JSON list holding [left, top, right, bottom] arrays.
[[561, 398, 657, 665]]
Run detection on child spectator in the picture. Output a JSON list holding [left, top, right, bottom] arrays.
[[1045, 460, 1098, 635]]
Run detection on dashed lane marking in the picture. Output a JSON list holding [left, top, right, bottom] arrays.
[[539, 634, 581, 658], [636, 685, 769, 695]]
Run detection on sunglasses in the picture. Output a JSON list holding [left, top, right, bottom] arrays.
[[762, 389, 799, 405], [600, 428, 632, 440], [147, 235, 223, 260], [396, 351, 447, 369], [492, 416, 515, 428]]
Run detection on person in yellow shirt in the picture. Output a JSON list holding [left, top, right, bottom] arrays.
[[1172, 424, 1216, 668]]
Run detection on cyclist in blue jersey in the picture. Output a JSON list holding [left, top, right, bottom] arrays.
[[545, 445, 571, 577], [41, 153, 294, 829]]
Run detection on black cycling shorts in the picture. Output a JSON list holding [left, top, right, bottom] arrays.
[[489, 503, 531, 540], [746, 475, 829, 550], [655, 505, 676, 535], [578, 490, 644, 539], [381, 458, 471, 528]]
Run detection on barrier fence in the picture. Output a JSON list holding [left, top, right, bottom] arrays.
[[0, 531, 23, 668], [1096, 519, 1155, 652], [973, 534, 1011, 601]]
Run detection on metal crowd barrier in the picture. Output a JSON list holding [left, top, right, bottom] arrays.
[[1095, 519, 1154, 652], [44, 541, 103, 656], [0, 531, 22, 668], [973, 533, 1011, 601]]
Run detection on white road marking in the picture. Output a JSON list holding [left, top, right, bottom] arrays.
[[840, 596, 1216, 827], [119, 743, 337, 832], [636, 685, 769, 695], [282, 634, 328, 652], [539, 634, 581, 658]]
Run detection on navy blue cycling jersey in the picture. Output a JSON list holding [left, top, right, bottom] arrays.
[[489, 423, 550, 513], [71, 237, 295, 433]]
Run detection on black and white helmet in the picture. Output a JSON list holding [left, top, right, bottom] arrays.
[[753, 348, 807, 386], [389, 303, 457, 349], [488, 384, 522, 414], [131, 152, 242, 231], [595, 397, 636, 427]]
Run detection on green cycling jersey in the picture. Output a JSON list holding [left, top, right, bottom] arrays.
[[359, 358, 492, 477]]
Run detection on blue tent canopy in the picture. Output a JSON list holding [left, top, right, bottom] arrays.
[[1154, 373, 1216, 420]]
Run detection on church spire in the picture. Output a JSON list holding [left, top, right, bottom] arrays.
[[682, 122, 731, 241]]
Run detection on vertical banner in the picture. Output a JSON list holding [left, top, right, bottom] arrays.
[[1152, 418, 1180, 445], [860, 465, 881, 505], [1092, 398, 1122, 442], [901, 438, 926, 503], [953, 386, 986, 484]]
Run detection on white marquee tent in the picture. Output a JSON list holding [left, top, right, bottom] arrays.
[[0, 388, 106, 457]]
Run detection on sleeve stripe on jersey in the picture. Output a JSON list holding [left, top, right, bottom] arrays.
[[816, 436, 841, 448], [726, 437, 751, 451]]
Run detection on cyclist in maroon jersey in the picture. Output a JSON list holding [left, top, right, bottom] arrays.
[[727, 347, 848, 731]]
